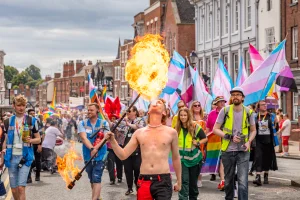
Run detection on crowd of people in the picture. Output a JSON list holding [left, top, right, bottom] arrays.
[[0, 87, 294, 200]]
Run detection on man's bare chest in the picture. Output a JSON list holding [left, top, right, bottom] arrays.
[[138, 131, 172, 150]]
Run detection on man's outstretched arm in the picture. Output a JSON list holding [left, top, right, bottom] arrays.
[[171, 129, 181, 192]]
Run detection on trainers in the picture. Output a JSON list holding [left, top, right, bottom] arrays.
[[117, 179, 122, 183], [218, 180, 225, 191], [210, 174, 216, 181], [197, 180, 202, 188]]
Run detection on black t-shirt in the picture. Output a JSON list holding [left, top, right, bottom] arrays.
[[255, 114, 273, 144], [182, 126, 206, 141]]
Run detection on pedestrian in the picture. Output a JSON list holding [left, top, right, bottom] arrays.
[[189, 100, 207, 188], [1, 95, 41, 200], [78, 103, 110, 200], [65, 114, 77, 141], [204, 96, 226, 190], [253, 100, 278, 186], [27, 109, 43, 183], [276, 108, 283, 153], [42, 120, 64, 173], [106, 98, 182, 200], [120, 106, 145, 195], [213, 87, 256, 200], [176, 107, 207, 200], [278, 114, 291, 156], [172, 100, 186, 128]]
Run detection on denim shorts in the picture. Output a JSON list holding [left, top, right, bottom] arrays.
[[7, 155, 30, 188], [85, 160, 105, 184]]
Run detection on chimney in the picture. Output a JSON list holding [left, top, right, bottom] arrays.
[[76, 60, 84, 73], [63, 62, 68, 78], [69, 60, 75, 77], [45, 75, 52, 81], [88, 60, 93, 65], [54, 73, 61, 78]]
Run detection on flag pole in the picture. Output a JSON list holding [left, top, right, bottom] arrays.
[[257, 35, 287, 103]]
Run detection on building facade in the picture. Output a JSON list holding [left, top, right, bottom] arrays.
[[0, 50, 5, 105], [191, 0, 257, 85], [281, 0, 300, 141]]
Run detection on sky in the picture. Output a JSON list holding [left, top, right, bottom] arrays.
[[0, 0, 148, 77]]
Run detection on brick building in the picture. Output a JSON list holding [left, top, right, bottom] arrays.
[[281, 0, 300, 141]]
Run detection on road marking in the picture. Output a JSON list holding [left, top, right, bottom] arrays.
[[5, 189, 12, 200], [269, 177, 291, 182]]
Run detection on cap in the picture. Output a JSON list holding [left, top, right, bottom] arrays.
[[213, 96, 227, 105], [230, 86, 245, 96]]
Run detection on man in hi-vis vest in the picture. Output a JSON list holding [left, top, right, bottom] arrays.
[[213, 87, 256, 200]]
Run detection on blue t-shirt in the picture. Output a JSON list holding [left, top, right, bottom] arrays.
[[78, 119, 109, 161]]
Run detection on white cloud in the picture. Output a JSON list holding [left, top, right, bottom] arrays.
[[0, 0, 148, 77]]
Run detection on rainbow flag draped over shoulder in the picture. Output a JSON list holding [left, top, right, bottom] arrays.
[[49, 87, 56, 112], [201, 133, 222, 174], [88, 74, 105, 120]]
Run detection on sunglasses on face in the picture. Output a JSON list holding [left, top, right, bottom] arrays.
[[193, 104, 201, 108]]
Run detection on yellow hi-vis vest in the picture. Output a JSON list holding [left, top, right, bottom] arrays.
[[221, 105, 252, 152], [178, 124, 202, 167]]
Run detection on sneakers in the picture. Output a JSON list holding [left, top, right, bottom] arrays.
[[117, 179, 122, 183], [197, 180, 203, 188], [218, 180, 225, 191], [125, 189, 133, 195], [210, 174, 216, 181]]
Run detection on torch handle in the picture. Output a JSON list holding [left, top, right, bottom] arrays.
[[68, 94, 141, 189]]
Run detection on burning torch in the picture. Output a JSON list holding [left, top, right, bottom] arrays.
[[67, 34, 170, 190]]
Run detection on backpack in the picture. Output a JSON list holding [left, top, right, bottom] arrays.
[[4, 115, 33, 134], [221, 106, 252, 130]]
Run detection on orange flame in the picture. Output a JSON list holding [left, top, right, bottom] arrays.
[[56, 142, 82, 188], [125, 34, 170, 100]]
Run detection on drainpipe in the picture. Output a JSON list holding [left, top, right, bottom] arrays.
[[255, 0, 260, 48]]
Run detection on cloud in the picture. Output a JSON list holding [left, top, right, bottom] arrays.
[[0, 0, 148, 77]]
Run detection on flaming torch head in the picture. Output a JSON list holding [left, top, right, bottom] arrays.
[[125, 34, 170, 100]]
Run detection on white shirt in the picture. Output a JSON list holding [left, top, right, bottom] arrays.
[[42, 126, 63, 149], [281, 119, 291, 136]]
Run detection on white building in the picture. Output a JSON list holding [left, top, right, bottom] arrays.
[[0, 50, 6, 104], [258, 0, 281, 58], [190, 0, 258, 84]]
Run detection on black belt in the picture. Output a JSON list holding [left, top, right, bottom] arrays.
[[139, 173, 171, 181]]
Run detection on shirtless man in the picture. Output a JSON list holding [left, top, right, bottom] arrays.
[[106, 99, 181, 200]]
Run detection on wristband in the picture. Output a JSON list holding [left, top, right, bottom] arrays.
[[90, 147, 94, 151], [224, 134, 233, 140]]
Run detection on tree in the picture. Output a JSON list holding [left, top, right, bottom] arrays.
[[25, 65, 41, 80], [4, 65, 19, 82], [12, 71, 33, 86]]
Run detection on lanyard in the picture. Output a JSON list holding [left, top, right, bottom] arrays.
[[258, 113, 267, 122], [15, 116, 25, 140]]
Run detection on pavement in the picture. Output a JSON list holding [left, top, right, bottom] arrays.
[[275, 141, 300, 160], [0, 142, 300, 199]]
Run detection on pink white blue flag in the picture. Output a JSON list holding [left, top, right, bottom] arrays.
[[249, 43, 264, 72], [211, 59, 234, 102], [241, 40, 287, 105], [190, 66, 213, 113], [236, 57, 248, 86], [163, 51, 185, 94]]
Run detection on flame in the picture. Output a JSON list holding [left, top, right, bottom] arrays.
[[56, 141, 82, 188], [125, 34, 170, 100]]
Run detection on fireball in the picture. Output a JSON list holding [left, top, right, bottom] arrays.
[[125, 34, 170, 100], [56, 141, 82, 188]]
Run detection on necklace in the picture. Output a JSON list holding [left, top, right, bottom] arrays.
[[148, 124, 163, 128]]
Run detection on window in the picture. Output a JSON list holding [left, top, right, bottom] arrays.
[[232, 0, 239, 32], [206, 58, 211, 77], [213, 57, 219, 78], [223, 54, 228, 70], [121, 68, 125, 81], [293, 93, 298, 120], [292, 27, 298, 59], [125, 85, 128, 99], [292, 0, 298, 3], [265, 27, 275, 53], [214, 1, 220, 38], [244, 49, 251, 74], [245, 0, 251, 28], [199, 59, 204, 72], [267, 0, 272, 11], [200, 7, 204, 42], [232, 52, 239, 80], [117, 67, 121, 80], [224, 2, 229, 35], [206, 4, 212, 40]]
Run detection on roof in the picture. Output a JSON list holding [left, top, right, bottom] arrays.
[[73, 64, 93, 77], [175, 0, 195, 24]]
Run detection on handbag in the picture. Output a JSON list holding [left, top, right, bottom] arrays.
[[0, 170, 6, 196]]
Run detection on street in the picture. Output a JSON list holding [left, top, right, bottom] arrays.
[[1, 142, 299, 200]]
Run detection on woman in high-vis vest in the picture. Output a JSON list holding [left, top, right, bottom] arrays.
[[176, 107, 207, 200]]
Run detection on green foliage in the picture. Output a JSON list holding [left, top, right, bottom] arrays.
[[4, 65, 19, 82], [12, 71, 33, 86], [25, 65, 41, 80]]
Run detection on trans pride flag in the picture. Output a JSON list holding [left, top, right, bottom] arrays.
[[236, 57, 248, 86], [241, 40, 287, 105], [163, 51, 185, 94], [249, 43, 264, 72]]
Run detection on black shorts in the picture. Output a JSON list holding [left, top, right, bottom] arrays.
[[137, 174, 172, 200]]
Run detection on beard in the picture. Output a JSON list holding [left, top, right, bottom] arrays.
[[233, 99, 242, 106]]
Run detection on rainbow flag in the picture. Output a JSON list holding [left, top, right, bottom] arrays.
[[88, 74, 105, 120], [102, 85, 107, 103], [49, 87, 56, 112], [201, 133, 222, 174]]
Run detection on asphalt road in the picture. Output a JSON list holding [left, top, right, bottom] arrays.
[[1, 143, 300, 200]]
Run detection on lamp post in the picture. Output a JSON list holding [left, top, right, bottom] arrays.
[[189, 51, 198, 70], [7, 82, 12, 105], [14, 89, 18, 97]]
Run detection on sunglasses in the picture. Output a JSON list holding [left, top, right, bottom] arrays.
[[193, 104, 201, 107]]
